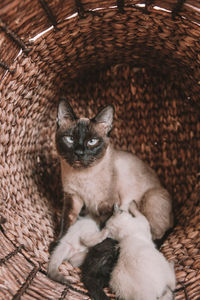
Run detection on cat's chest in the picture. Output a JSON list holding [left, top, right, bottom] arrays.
[[69, 173, 108, 197], [62, 168, 116, 208]]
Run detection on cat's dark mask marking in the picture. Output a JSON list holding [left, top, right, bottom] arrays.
[[56, 98, 114, 169]]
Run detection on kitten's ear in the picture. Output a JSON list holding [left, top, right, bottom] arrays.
[[57, 98, 77, 126], [93, 105, 114, 134]]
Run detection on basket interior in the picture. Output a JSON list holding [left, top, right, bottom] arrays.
[[0, 1, 200, 299]]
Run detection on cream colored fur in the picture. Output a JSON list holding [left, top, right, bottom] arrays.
[[82, 201, 176, 300], [48, 216, 99, 284], [61, 144, 173, 239]]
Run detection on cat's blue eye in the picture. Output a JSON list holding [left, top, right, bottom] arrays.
[[64, 136, 74, 144], [87, 138, 98, 146]]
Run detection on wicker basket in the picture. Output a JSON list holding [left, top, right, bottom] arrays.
[[0, 1, 199, 299]]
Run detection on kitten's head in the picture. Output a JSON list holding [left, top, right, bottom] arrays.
[[56, 98, 114, 169], [106, 203, 151, 240], [106, 205, 135, 239]]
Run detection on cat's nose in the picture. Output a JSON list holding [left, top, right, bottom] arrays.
[[75, 148, 84, 157]]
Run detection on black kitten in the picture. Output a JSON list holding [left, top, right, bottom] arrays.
[[81, 238, 120, 300]]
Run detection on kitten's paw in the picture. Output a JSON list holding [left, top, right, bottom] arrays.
[[48, 269, 72, 286]]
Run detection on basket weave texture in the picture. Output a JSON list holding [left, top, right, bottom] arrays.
[[0, 1, 199, 299]]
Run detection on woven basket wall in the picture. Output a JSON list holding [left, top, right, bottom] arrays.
[[0, 1, 199, 299]]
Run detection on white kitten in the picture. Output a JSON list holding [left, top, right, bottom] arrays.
[[48, 216, 99, 284], [82, 201, 176, 300]]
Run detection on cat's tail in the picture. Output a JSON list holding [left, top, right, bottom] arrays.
[[82, 277, 110, 300]]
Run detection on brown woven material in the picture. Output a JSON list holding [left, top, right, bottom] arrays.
[[0, 1, 199, 299]]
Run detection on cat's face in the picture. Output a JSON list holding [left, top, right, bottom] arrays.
[[56, 98, 114, 169]]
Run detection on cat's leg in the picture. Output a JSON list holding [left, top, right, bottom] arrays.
[[81, 228, 110, 247], [50, 193, 83, 253], [138, 187, 173, 240], [48, 235, 74, 284], [49, 192, 73, 253], [59, 192, 83, 238], [57, 192, 73, 239]]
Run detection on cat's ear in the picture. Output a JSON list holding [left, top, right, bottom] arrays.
[[57, 98, 77, 126], [93, 105, 114, 134]]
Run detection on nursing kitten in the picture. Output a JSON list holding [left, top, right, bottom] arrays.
[[48, 215, 99, 284], [81, 201, 176, 300], [81, 238, 119, 300], [55, 97, 173, 240]]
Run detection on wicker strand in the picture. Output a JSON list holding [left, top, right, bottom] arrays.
[[175, 283, 190, 300], [0, 216, 6, 225], [0, 60, 15, 74], [38, 0, 58, 28], [0, 18, 30, 54], [0, 245, 24, 266], [12, 263, 42, 300], [60, 285, 89, 299], [144, 0, 154, 13], [172, 0, 186, 19], [74, 0, 85, 17], [117, 0, 124, 13]]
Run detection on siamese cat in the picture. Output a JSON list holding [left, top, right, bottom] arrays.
[[55, 97, 173, 240], [48, 215, 99, 284], [81, 201, 176, 300]]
